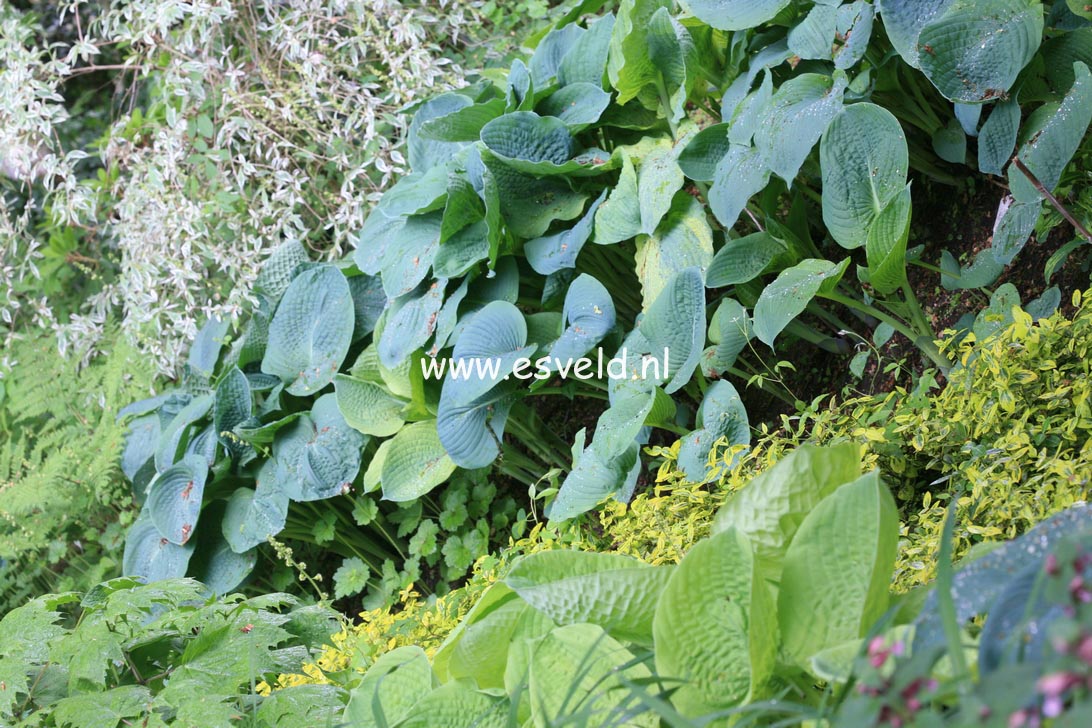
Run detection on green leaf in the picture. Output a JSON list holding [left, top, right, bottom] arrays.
[[865, 184, 913, 295], [531, 25, 585, 88], [752, 258, 849, 346], [408, 93, 473, 172], [255, 240, 310, 302], [821, 103, 908, 250], [538, 83, 612, 131], [52, 686, 151, 728], [653, 528, 776, 715], [213, 367, 251, 454], [638, 140, 685, 235], [608, 0, 674, 107], [755, 72, 848, 183], [918, 0, 1044, 103], [147, 455, 208, 547], [334, 374, 406, 438], [834, 2, 875, 69], [155, 394, 212, 473], [398, 682, 510, 728], [333, 557, 371, 599], [559, 13, 615, 87], [437, 384, 514, 469], [529, 624, 655, 727], [728, 69, 774, 145], [990, 196, 1041, 266], [432, 582, 522, 682], [222, 472, 290, 553], [647, 7, 694, 125], [276, 395, 365, 501], [682, 0, 791, 30], [549, 433, 640, 521], [677, 123, 731, 181], [548, 274, 616, 364], [381, 420, 457, 502], [932, 119, 967, 163], [638, 267, 705, 394], [419, 98, 506, 142], [379, 212, 444, 299], [345, 646, 435, 728], [978, 98, 1021, 176], [440, 173, 484, 243], [261, 265, 354, 397], [482, 155, 589, 239], [788, 4, 838, 60], [635, 194, 714, 309], [702, 298, 753, 375], [593, 155, 642, 244], [506, 550, 672, 644], [480, 111, 577, 170], [379, 280, 447, 368], [712, 442, 863, 573], [443, 301, 536, 407], [778, 471, 899, 665], [194, 535, 257, 596], [525, 191, 607, 275], [676, 380, 750, 482], [875, 0, 952, 68], [188, 316, 229, 380], [123, 516, 195, 582], [709, 143, 770, 228], [706, 231, 786, 287]]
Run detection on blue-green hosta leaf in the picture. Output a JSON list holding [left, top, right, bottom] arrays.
[[538, 83, 612, 132], [525, 191, 607, 275], [222, 475, 290, 553], [709, 144, 771, 228], [972, 283, 1022, 341], [381, 420, 456, 502], [254, 240, 309, 302], [713, 443, 863, 572], [1009, 62, 1092, 203], [261, 265, 354, 396], [955, 102, 982, 137], [379, 280, 447, 368], [677, 123, 731, 181], [755, 72, 848, 184], [549, 274, 616, 365], [147, 455, 208, 546], [875, 0, 951, 68], [647, 7, 693, 125], [834, 2, 875, 69], [558, 13, 615, 87], [529, 624, 655, 727], [720, 39, 791, 117], [549, 434, 640, 520], [638, 267, 705, 394], [978, 99, 1021, 176], [728, 69, 773, 146], [677, 380, 750, 482], [866, 184, 913, 295], [932, 119, 967, 163], [233, 412, 303, 448], [429, 278, 471, 355], [275, 395, 366, 501], [155, 394, 212, 472], [702, 298, 753, 376], [593, 155, 642, 243], [348, 274, 387, 341], [635, 194, 715, 310], [505, 59, 534, 112], [213, 367, 251, 453], [195, 535, 257, 596], [122, 414, 160, 482], [788, 4, 837, 60], [440, 174, 484, 243], [408, 93, 473, 173], [531, 24, 585, 88], [481, 155, 589, 239], [682, 0, 791, 30], [334, 374, 406, 438], [188, 316, 230, 380], [480, 112, 576, 169], [506, 549, 672, 645], [918, 0, 1044, 103], [1068, 0, 1092, 19], [345, 646, 436, 728], [378, 212, 443, 299], [638, 140, 685, 235], [418, 99, 507, 143], [444, 301, 536, 407], [753, 258, 849, 346], [990, 196, 1041, 266], [433, 220, 489, 279], [653, 528, 777, 715], [779, 471, 899, 665], [706, 231, 786, 287], [821, 103, 908, 250], [398, 683, 510, 728], [373, 166, 449, 219], [594, 389, 657, 459], [436, 385, 515, 469], [123, 516, 194, 582], [608, 0, 674, 107]]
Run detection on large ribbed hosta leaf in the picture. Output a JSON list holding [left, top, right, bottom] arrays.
[[682, 0, 791, 31]]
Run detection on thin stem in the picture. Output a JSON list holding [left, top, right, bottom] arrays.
[[1012, 157, 1092, 244], [820, 291, 951, 371]]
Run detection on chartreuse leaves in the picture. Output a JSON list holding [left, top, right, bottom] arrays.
[[380, 420, 456, 501], [653, 527, 777, 715], [261, 265, 354, 396], [334, 374, 406, 437], [779, 471, 899, 667], [345, 646, 436, 727]]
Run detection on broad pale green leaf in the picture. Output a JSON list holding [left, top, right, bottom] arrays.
[[638, 141, 685, 235], [147, 455, 208, 546], [677, 123, 731, 181], [653, 528, 776, 715], [865, 184, 913, 295], [233, 412, 303, 447], [978, 99, 1021, 175], [398, 683, 509, 728], [531, 24, 585, 87], [821, 103, 908, 250], [728, 69, 773, 146], [635, 194, 714, 310], [559, 13, 616, 87], [593, 155, 642, 243], [437, 384, 514, 469], [188, 316, 229, 379], [275, 395, 366, 501], [373, 166, 449, 219], [525, 191, 606, 275], [213, 367, 251, 453], [433, 220, 490, 279], [709, 143, 770, 228], [753, 258, 849, 346], [334, 374, 406, 438], [788, 4, 837, 60], [755, 72, 848, 183], [779, 471, 899, 665], [443, 597, 551, 690], [593, 389, 656, 458], [647, 7, 694, 125], [254, 240, 310, 302], [378, 280, 446, 368], [440, 173, 484, 243], [482, 155, 589, 239], [1009, 62, 1092, 204], [444, 301, 536, 407], [682, 0, 791, 30], [712, 442, 863, 572], [480, 111, 577, 170], [381, 420, 456, 501], [408, 93, 473, 172], [506, 550, 672, 644], [378, 212, 443, 298], [538, 83, 612, 131], [345, 646, 435, 728], [720, 39, 791, 116], [608, 0, 674, 107], [222, 475, 290, 553], [432, 582, 521, 681], [706, 231, 786, 287], [418, 99, 506, 143], [261, 265, 354, 396], [918, 0, 1044, 103], [548, 274, 616, 365], [638, 267, 705, 393], [123, 516, 195, 582], [676, 380, 750, 481]]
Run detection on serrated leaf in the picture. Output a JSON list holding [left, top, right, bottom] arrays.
[[753, 258, 849, 346], [52, 686, 151, 728]]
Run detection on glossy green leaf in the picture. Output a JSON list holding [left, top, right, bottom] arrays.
[[380, 420, 456, 502], [865, 184, 913, 295]]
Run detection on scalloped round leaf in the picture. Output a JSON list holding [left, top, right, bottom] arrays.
[[222, 475, 290, 554], [639, 267, 709, 393], [821, 103, 908, 250], [123, 516, 195, 582], [681, 0, 791, 30], [753, 258, 850, 347], [261, 265, 354, 396], [334, 375, 406, 438], [706, 232, 786, 287], [381, 420, 457, 502], [147, 455, 209, 546], [480, 111, 576, 169], [445, 301, 536, 407], [653, 527, 776, 715], [918, 0, 1044, 103], [755, 72, 848, 184], [398, 682, 509, 728], [865, 184, 913, 295]]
